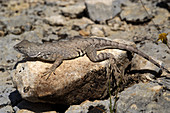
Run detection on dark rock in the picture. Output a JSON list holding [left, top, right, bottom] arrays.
[[14, 100, 56, 113], [156, 0, 170, 12], [85, 0, 121, 22], [9, 90, 22, 106]]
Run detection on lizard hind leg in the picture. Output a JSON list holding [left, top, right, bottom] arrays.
[[85, 45, 117, 62], [85, 45, 120, 73], [85, 45, 121, 98]]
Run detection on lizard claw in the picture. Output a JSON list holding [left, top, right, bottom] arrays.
[[41, 70, 54, 80]]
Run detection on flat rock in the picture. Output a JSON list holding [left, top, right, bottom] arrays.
[[1, 15, 35, 35], [12, 38, 134, 104], [0, 34, 22, 69], [117, 82, 170, 113], [85, 0, 121, 22], [0, 71, 16, 113], [120, 3, 153, 23], [139, 41, 170, 68]]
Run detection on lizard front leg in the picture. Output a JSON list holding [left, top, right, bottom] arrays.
[[42, 56, 63, 79]]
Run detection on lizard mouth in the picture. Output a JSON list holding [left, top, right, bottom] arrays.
[[13, 45, 24, 53]]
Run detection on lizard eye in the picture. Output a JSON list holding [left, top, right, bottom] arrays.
[[14, 45, 20, 49]]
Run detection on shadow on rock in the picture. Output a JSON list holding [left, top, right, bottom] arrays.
[[9, 90, 69, 112]]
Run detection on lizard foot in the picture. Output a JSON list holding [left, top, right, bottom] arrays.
[[41, 57, 63, 80], [41, 69, 55, 80]]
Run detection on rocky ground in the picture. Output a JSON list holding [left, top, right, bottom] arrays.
[[0, 0, 170, 113]]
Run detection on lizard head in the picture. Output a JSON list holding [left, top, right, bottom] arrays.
[[14, 40, 41, 58]]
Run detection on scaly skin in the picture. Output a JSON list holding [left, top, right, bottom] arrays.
[[14, 37, 170, 78]]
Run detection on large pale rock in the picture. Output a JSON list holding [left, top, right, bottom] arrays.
[[12, 39, 134, 104]]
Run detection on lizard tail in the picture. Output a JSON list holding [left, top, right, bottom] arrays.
[[94, 38, 169, 73], [126, 45, 170, 73]]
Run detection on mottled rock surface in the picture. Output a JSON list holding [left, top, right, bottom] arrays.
[[85, 0, 121, 22], [120, 3, 153, 23], [44, 15, 66, 26], [66, 82, 170, 113]]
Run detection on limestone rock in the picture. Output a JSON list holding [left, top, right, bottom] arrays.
[[120, 3, 153, 23], [12, 39, 133, 104], [90, 25, 105, 37], [0, 105, 13, 113], [66, 82, 169, 113], [1, 15, 35, 35], [0, 71, 16, 113], [85, 0, 121, 22], [116, 82, 169, 113], [44, 15, 66, 26]]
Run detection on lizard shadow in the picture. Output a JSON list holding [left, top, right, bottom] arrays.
[[127, 68, 162, 77], [13, 57, 55, 69], [9, 90, 69, 113]]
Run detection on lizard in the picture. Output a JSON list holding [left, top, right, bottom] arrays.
[[14, 37, 170, 79]]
